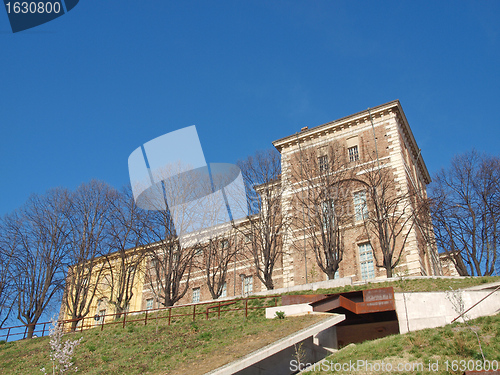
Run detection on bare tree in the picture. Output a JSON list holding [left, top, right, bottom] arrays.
[[356, 157, 424, 278], [198, 228, 241, 299], [291, 144, 353, 279], [429, 150, 500, 276], [63, 180, 115, 331], [144, 210, 195, 307], [0, 218, 17, 328], [6, 188, 70, 338], [238, 149, 288, 290], [140, 164, 211, 307], [103, 186, 149, 317]]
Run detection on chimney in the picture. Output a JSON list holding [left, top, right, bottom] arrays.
[[301, 126, 308, 131]]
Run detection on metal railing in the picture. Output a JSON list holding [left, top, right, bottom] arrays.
[[0, 295, 280, 342]]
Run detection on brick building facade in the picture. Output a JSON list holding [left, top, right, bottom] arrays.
[[165, 100, 442, 308], [62, 100, 444, 321], [274, 100, 442, 291]]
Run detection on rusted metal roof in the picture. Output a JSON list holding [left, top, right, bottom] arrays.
[[310, 287, 396, 315]]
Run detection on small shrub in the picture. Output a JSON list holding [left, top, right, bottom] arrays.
[[274, 311, 285, 320]]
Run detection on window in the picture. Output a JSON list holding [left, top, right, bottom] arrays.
[[354, 191, 368, 221], [348, 145, 359, 162], [221, 239, 229, 249], [195, 247, 203, 256], [244, 234, 253, 243], [220, 282, 227, 298], [146, 298, 154, 310], [192, 287, 200, 303], [334, 269, 340, 279], [358, 243, 375, 280], [318, 155, 328, 173], [243, 276, 253, 295]]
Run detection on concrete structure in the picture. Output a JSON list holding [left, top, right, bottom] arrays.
[[206, 314, 345, 375], [266, 303, 313, 319], [244, 282, 500, 375], [263, 282, 500, 349], [395, 287, 500, 334]]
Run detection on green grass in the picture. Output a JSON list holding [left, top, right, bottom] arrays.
[[1, 276, 499, 374], [304, 313, 500, 374], [286, 275, 500, 296], [0, 306, 326, 375]]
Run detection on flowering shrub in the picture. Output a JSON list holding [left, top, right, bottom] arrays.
[[41, 320, 82, 374]]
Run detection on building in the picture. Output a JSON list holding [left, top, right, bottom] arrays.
[[62, 100, 443, 323], [274, 99, 442, 288], [159, 99, 442, 307]]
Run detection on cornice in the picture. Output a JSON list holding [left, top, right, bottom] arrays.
[[272, 99, 400, 151], [272, 99, 432, 185]]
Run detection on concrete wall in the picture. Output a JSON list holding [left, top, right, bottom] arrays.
[[234, 336, 329, 375], [206, 314, 345, 375], [265, 304, 313, 319], [395, 290, 500, 334]]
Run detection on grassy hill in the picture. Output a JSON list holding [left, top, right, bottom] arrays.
[[304, 313, 500, 375], [0, 307, 326, 374], [288, 275, 500, 296], [1, 276, 499, 374]]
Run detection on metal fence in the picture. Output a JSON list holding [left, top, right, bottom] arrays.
[[0, 295, 281, 342]]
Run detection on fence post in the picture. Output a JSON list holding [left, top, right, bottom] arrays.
[[80, 318, 84, 333], [145, 310, 148, 325], [42, 322, 46, 337], [122, 312, 127, 329], [23, 325, 28, 339], [168, 307, 172, 326], [245, 298, 248, 319], [205, 306, 209, 320], [6, 328, 10, 342], [192, 305, 196, 321], [218, 302, 221, 319], [274, 296, 277, 307]]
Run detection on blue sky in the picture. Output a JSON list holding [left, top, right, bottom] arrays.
[[1, 0, 499, 218]]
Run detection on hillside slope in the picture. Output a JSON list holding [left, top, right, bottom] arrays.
[[303, 313, 500, 375]]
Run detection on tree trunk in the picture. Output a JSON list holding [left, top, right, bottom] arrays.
[[26, 323, 35, 339], [385, 267, 393, 278], [264, 273, 274, 290], [326, 267, 337, 280], [70, 319, 78, 332]]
